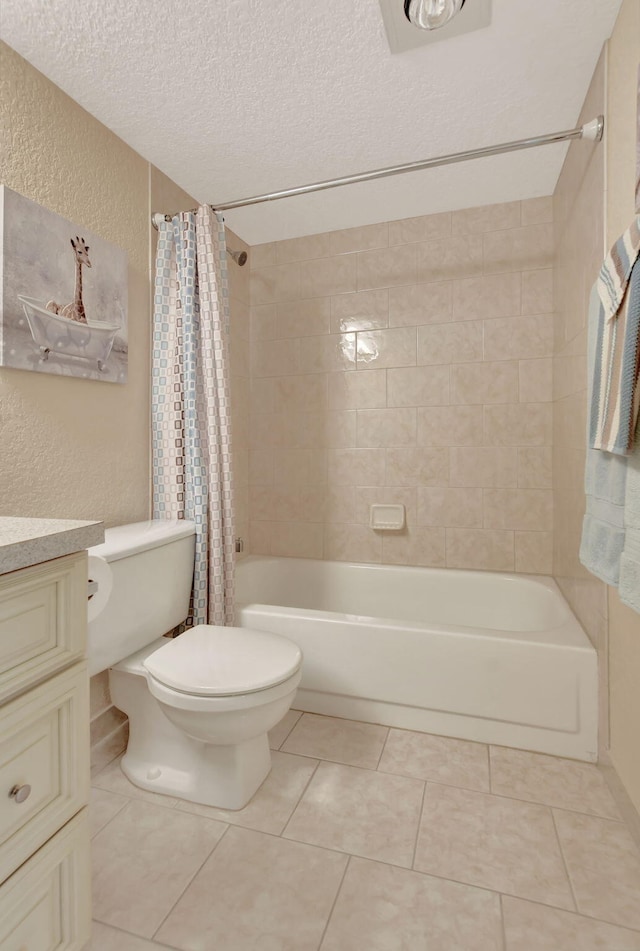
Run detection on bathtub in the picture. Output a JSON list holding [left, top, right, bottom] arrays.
[[235, 556, 598, 762]]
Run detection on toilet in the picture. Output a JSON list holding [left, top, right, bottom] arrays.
[[87, 519, 302, 810]]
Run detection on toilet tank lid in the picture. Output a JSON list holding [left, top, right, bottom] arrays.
[[88, 519, 196, 563]]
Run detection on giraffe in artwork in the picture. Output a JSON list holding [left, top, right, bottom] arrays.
[[46, 236, 91, 323]]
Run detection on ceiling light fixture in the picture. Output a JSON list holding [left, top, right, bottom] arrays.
[[404, 0, 466, 31]]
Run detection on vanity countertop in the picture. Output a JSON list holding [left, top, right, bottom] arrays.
[[0, 517, 104, 575]]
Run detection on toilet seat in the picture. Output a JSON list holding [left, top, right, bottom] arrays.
[[145, 666, 302, 714], [142, 624, 303, 697]]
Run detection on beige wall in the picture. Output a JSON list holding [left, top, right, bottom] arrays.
[[606, 0, 640, 814], [1, 44, 251, 769], [248, 201, 554, 571], [552, 0, 640, 810], [1, 42, 151, 526]]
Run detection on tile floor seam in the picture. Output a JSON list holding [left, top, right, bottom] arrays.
[[242, 810, 373, 863], [372, 864, 579, 915], [150, 821, 233, 942], [315, 853, 616, 927], [558, 908, 640, 933], [488, 743, 494, 793], [550, 808, 580, 915], [498, 893, 507, 951], [469, 785, 624, 821], [411, 791, 577, 913], [499, 897, 640, 938], [275, 709, 303, 749], [278, 756, 323, 838], [316, 853, 352, 951], [375, 762, 489, 794], [90, 796, 136, 845], [90, 741, 636, 826], [373, 725, 391, 769], [317, 762, 630, 822], [410, 780, 428, 870], [91, 769, 633, 831], [280, 828, 421, 873], [89, 791, 131, 839], [92, 920, 180, 950], [90, 805, 640, 942], [90, 780, 180, 813]]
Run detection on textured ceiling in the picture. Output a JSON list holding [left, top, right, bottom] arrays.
[[1, 0, 621, 244]]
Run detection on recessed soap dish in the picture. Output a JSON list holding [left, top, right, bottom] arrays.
[[370, 504, 405, 531]]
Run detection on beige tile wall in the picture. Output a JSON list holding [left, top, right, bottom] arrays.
[[248, 200, 554, 571], [605, 0, 640, 814], [226, 228, 250, 554], [552, 57, 608, 664]]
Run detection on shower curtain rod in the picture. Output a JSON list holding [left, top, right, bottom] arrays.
[[151, 115, 604, 227]]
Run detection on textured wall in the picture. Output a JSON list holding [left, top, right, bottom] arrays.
[[248, 200, 554, 572], [0, 42, 151, 526], [0, 45, 252, 769], [605, 0, 640, 815]]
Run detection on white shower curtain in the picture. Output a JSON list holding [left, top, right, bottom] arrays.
[[152, 205, 235, 627]]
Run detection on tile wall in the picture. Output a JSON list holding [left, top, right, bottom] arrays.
[[552, 53, 609, 761], [247, 199, 554, 572], [552, 54, 607, 649], [226, 228, 250, 554]]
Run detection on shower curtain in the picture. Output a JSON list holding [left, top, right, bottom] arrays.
[[152, 205, 235, 627]]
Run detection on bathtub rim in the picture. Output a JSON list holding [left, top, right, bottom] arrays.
[[235, 555, 593, 651]]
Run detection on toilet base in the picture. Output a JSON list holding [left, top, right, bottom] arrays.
[[121, 733, 272, 811], [110, 666, 273, 810]]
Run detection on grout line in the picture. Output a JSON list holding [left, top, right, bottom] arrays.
[[259, 818, 613, 927], [275, 709, 304, 750], [89, 790, 130, 840], [373, 726, 391, 770], [280, 757, 322, 839], [316, 854, 352, 951], [411, 781, 427, 870], [92, 785, 640, 937], [151, 823, 233, 941], [266, 748, 625, 823], [550, 808, 579, 914], [498, 893, 508, 951], [92, 919, 181, 951]]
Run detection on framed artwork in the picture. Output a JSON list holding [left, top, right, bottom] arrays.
[[0, 185, 128, 383]]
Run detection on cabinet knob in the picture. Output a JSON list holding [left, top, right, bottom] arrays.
[[9, 784, 31, 804]]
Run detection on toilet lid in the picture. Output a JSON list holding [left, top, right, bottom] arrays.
[[142, 625, 302, 697]]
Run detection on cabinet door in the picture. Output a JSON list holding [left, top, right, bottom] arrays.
[[0, 552, 87, 704], [0, 809, 91, 950], [0, 663, 89, 884]]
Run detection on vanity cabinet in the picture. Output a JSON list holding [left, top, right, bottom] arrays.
[[0, 540, 97, 950]]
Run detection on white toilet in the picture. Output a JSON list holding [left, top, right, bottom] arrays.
[[87, 519, 302, 810]]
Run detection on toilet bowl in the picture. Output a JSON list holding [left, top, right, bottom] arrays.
[[88, 520, 302, 810]]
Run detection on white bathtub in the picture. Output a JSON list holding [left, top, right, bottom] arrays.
[[236, 556, 598, 762], [18, 295, 121, 370]]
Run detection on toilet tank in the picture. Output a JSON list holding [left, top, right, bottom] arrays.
[[87, 519, 196, 676]]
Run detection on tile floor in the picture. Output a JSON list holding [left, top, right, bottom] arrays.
[[88, 711, 640, 950]]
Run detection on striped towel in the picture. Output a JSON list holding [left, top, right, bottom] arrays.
[[592, 216, 640, 455]]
